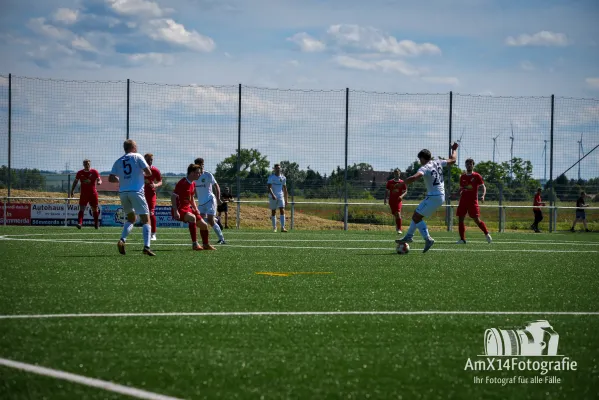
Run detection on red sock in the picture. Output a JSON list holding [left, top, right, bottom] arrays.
[[188, 223, 197, 243], [200, 228, 209, 245], [459, 221, 466, 240], [150, 214, 157, 234], [477, 220, 489, 235], [93, 210, 99, 225], [78, 210, 84, 225]]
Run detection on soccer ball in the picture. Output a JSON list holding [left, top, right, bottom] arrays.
[[396, 242, 410, 255]]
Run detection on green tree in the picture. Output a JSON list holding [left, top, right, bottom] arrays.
[[214, 148, 270, 182]]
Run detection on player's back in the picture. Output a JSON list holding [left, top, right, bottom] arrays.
[[419, 160, 446, 196], [195, 172, 216, 204], [112, 153, 147, 192]]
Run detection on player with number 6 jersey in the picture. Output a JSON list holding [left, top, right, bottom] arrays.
[[396, 143, 458, 253]]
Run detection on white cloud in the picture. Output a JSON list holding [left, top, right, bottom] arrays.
[[26, 18, 72, 40], [327, 24, 441, 57], [505, 31, 568, 46], [105, 0, 165, 18], [144, 19, 215, 52], [586, 78, 599, 89], [128, 52, 175, 65], [287, 32, 326, 52], [71, 37, 97, 52], [334, 55, 422, 76], [520, 61, 535, 71], [422, 76, 459, 86], [53, 8, 79, 25]]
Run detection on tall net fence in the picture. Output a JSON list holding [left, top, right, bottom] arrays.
[[130, 82, 239, 199], [1, 75, 598, 230]]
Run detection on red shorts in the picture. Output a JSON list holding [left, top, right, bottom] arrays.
[[145, 193, 157, 213], [456, 201, 480, 218], [388, 200, 403, 214], [173, 207, 203, 222], [79, 192, 99, 208]]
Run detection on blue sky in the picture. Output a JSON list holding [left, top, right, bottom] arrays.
[[0, 0, 598, 179]]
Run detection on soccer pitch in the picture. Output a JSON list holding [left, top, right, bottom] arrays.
[[0, 227, 598, 399]]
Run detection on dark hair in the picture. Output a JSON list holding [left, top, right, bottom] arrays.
[[465, 158, 475, 164], [187, 164, 201, 175], [394, 168, 401, 173], [417, 149, 432, 162], [194, 157, 204, 165], [144, 153, 153, 159], [537, 187, 542, 192], [83, 159, 91, 164]]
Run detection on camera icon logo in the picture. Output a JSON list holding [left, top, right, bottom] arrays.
[[484, 320, 559, 356]]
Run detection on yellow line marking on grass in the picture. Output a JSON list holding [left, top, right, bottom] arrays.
[[256, 272, 333, 277], [0, 357, 183, 400]]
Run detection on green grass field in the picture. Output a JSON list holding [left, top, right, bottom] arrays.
[[1, 226, 598, 399]]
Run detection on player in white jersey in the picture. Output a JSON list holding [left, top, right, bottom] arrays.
[[396, 142, 458, 253], [267, 164, 288, 232], [109, 139, 155, 256], [193, 157, 226, 244]]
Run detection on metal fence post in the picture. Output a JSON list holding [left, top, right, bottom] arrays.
[[446, 91, 453, 231], [498, 182, 504, 232], [126, 78, 130, 140], [236, 83, 241, 229], [290, 182, 295, 230], [549, 94, 555, 232], [7, 73, 12, 203], [343, 88, 349, 231]]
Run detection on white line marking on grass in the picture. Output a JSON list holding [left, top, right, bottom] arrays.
[[0, 357, 183, 400], [1, 237, 598, 252], [1, 311, 598, 320]]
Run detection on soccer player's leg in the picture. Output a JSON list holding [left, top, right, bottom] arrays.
[[77, 195, 87, 229], [90, 193, 100, 229], [117, 193, 136, 255], [269, 198, 278, 232], [205, 200, 225, 243], [279, 200, 287, 232], [195, 211, 216, 250], [134, 195, 154, 255], [470, 205, 491, 243], [147, 194, 157, 240], [456, 201, 467, 243]]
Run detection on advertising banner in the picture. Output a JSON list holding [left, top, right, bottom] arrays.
[[0, 203, 32, 225], [30, 203, 100, 226], [100, 205, 185, 228]]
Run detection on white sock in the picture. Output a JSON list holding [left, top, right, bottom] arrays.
[[121, 221, 134, 241], [280, 215, 285, 229], [271, 216, 276, 229], [405, 221, 417, 238], [417, 221, 431, 241], [142, 224, 151, 248], [213, 224, 224, 241]]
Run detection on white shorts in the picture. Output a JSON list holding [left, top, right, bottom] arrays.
[[269, 197, 285, 210], [415, 195, 444, 218], [119, 191, 149, 215], [198, 197, 217, 216]]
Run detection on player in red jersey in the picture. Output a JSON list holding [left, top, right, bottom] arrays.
[[70, 159, 102, 229], [456, 159, 491, 244], [143, 153, 162, 241], [171, 164, 216, 251], [531, 187, 546, 233], [384, 168, 408, 234]]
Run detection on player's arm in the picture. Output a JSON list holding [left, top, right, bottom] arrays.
[[214, 183, 222, 205], [480, 183, 486, 203], [109, 174, 119, 183], [70, 178, 79, 198], [283, 184, 288, 205], [399, 185, 407, 200], [404, 171, 424, 185], [446, 142, 459, 165], [384, 188, 389, 204], [170, 192, 180, 220], [143, 167, 152, 177], [267, 183, 276, 199]]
